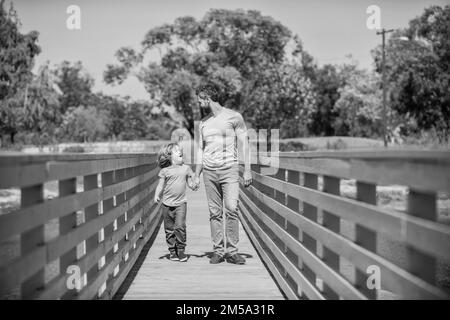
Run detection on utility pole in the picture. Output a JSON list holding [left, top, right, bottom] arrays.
[[377, 28, 394, 147]]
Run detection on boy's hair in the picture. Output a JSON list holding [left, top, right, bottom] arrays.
[[195, 84, 220, 102], [157, 142, 179, 168]]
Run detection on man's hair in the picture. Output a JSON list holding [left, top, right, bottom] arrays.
[[195, 84, 220, 102], [157, 142, 179, 168]]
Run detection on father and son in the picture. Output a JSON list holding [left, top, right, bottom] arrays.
[[154, 84, 253, 265]]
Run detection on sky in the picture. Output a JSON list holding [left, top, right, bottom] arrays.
[[9, 0, 449, 100]]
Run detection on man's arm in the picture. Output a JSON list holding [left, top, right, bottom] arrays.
[[194, 123, 204, 189], [235, 114, 252, 187]]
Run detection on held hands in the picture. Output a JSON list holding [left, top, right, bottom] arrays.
[[243, 169, 253, 188], [192, 175, 201, 191]]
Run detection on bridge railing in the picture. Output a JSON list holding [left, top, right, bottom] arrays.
[[0, 153, 161, 299], [239, 150, 450, 300]]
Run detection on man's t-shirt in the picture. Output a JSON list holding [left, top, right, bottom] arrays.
[[158, 164, 194, 207], [199, 107, 247, 171]]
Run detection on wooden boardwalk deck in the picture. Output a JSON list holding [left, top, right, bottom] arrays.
[[115, 180, 284, 300]]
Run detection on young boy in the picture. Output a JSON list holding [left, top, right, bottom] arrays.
[[154, 142, 196, 262]]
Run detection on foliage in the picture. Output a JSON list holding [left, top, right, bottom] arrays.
[[105, 9, 313, 136], [333, 68, 383, 138], [59, 106, 108, 142], [0, 0, 40, 143], [372, 5, 450, 142], [53, 61, 95, 114]]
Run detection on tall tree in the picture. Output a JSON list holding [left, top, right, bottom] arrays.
[[0, 0, 40, 144], [372, 5, 450, 141], [54, 61, 94, 114], [104, 9, 314, 136]]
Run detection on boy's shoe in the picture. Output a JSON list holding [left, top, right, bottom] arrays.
[[178, 250, 188, 262], [169, 251, 179, 261], [226, 253, 246, 265], [209, 253, 225, 264]]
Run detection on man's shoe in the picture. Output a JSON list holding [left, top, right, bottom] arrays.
[[209, 253, 225, 264], [178, 250, 188, 262], [226, 253, 246, 265], [169, 251, 179, 261]]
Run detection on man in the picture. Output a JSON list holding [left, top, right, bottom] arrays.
[[193, 84, 252, 265]]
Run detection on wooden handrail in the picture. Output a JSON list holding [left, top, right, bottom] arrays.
[[0, 153, 161, 299], [239, 149, 450, 300]]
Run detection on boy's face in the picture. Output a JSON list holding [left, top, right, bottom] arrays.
[[171, 145, 183, 165]]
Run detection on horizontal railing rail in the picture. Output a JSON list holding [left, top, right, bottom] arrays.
[[239, 149, 450, 300], [0, 153, 161, 299]]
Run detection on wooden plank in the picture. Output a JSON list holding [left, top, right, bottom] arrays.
[[321, 176, 341, 299], [302, 173, 318, 288], [45, 180, 157, 268], [36, 198, 159, 299], [105, 209, 163, 299], [240, 189, 363, 300], [250, 171, 450, 262], [245, 184, 449, 299], [0, 153, 157, 165], [1, 179, 157, 295], [269, 156, 450, 192], [100, 170, 115, 297], [406, 190, 437, 284], [77, 202, 162, 300], [0, 246, 46, 296], [0, 156, 155, 188], [0, 167, 158, 243], [239, 202, 300, 300], [58, 178, 78, 299], [83, 174, 100, 296], [355, 182, 377, 299], [20, 184, 45, 299], [277, 149, 450, 160], [121, 182, 284, 300]]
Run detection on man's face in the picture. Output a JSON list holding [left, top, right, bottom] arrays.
[[197, 93, 210, 109]]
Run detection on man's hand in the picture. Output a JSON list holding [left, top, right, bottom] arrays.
[[243, 169, 252, 188], [154, 194, 160, 204], [193, 175, 201, 191]]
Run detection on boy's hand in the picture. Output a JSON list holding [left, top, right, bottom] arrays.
[[154, 194, 160, 203], [193, 175, 200, 191]]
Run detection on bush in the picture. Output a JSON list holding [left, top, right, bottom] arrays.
[[62, 145, 85, 153], [279, 141, 313, 152], [326, 138, 347, 150]]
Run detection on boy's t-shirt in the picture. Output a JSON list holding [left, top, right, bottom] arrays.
[[158, 164, 194, 207]]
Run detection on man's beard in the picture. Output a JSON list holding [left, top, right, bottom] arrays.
[[200, 105, 212, 118]]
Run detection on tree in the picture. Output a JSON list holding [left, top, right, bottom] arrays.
[[53, 61, 95, 114], [23, 62, 61, 145], [104, 9, 314, 136], [372, 5, 450, 141], [333, 68, 382, 138], [0, 0, 40, 144], [308, 64, 341, 136], [60, 106, 108, 142]]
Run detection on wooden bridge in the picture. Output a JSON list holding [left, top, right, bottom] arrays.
[[0, 150, 449, 299]]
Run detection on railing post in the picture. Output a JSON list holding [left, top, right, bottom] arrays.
[[20, 184, 44, 298], [303, 173, 318, 293], [83, 174, 99, 291], [321, 176, 340, 300], [110, 167, 127, 289], [406, 189, 437, 285], [355, 181, 377, 299], [287, 170, 301, 298], [101, 170, 115, 297], [58, 178, 77, 299]]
